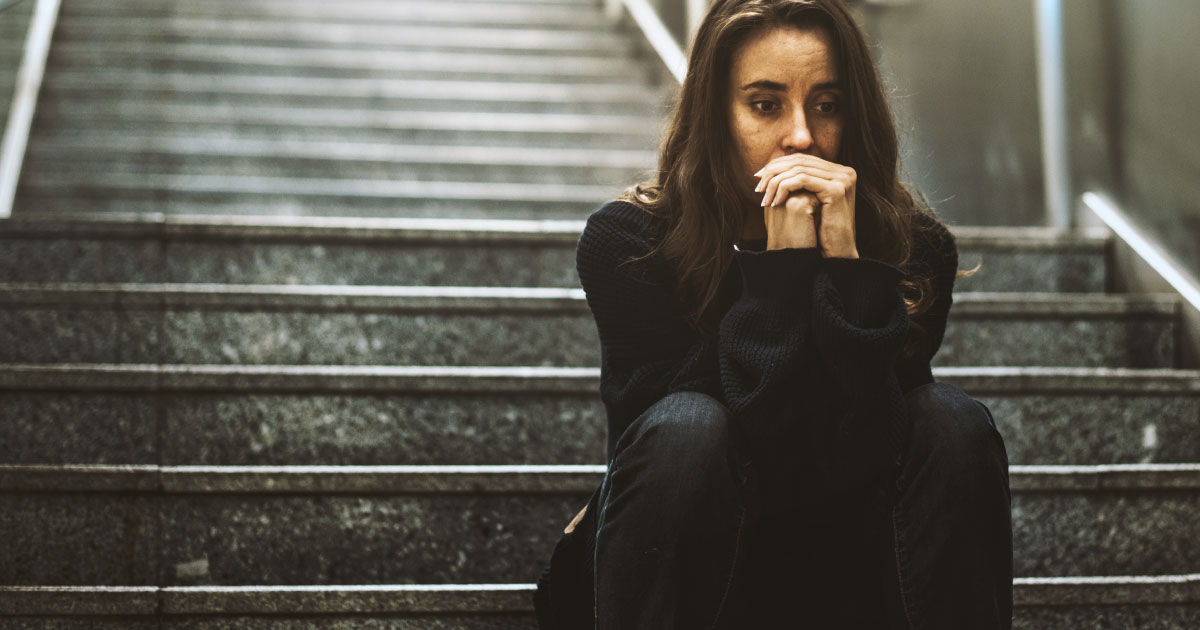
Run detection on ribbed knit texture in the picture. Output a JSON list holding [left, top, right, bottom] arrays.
[[577, 201, 957, 478], [535, 199, 958, 627]]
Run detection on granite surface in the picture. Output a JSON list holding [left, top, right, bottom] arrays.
[[0, 487, 1173, 586], [2, 485, 1196, 589], [51, 153, 645, 188], [0, 239, 165, 283], [956, 249, 1105, 293], [981, 394, 1200, 465], [158, 494, 581, 585], [165, 616, 536, 630], [159, 311, 599, 366], [0, 393, 158, 464], [0, 494, 158, 585], [0, 308, 161, 363], [3, 388, 1193, 466], [5, 301, 1173, 368], [163, 241, 579, 287], [161, 393, 605, 466], [17, 192, 608, 222], [2, 620, 158, 630], [35, 80, 664, 115], [1014, 605, 1198, 630], [4, 608, 1198, 629], [1012, 491, 1200, 576], [6, 608, 1198, 630], [939, 317, 1175, 368], [0, 233, 1103, 291]]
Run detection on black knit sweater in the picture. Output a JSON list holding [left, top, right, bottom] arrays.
[[534, 199, 958, 628]]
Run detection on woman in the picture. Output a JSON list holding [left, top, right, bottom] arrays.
[[534, 0, 1012, 627]]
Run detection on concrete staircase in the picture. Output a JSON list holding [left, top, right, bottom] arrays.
[[1, 0, 1198, 627]]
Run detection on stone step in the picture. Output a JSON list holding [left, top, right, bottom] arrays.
[[1, 464, 1197, 584], [36, 73, 670, 115], [45, 19, 631, 54], [4, 577, 1197, 627], [56, 1, 611, 28], [30, 103, 662, 148], [23, 141, 655, 187], [15, 175, 619, 219], [0, 284, 1179, 369], [40, 42, 650, 83], [0, 216, 1110, 292], [0, 364, 1196, 467]]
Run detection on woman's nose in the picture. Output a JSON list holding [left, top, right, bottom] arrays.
[[782, 111, 813, 153]]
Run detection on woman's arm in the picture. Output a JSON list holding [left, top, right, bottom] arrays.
[[580, 200, 932, 505], [576, 202, 725, 460], [578, 201, 827, 460]]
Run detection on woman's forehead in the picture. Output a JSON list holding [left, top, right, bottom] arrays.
[[730, 26, 839, 90]]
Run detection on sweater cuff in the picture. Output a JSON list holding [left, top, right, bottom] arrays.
[[816, 257, 904, 329], [734, 247, 821, 298], [811, 257, 908, 383]]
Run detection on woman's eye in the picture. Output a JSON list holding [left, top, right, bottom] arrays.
[[815, 101, 840, 114], [751, 101, 779, 114]]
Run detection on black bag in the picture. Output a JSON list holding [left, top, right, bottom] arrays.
[[533, 484, 603, 629]]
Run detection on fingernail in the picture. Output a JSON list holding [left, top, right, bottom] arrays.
[[760, 194, 769, 207], [753, 168, 764, 177], [754, 180, 764, 193]]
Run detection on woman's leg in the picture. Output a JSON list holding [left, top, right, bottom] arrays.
[[593, 391, 752, 630], [885, 382, 1013, 630]]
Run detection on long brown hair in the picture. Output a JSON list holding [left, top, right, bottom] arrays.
[[624, 0, 943, 346]]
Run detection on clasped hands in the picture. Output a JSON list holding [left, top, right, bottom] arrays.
[[755, 154, 859, 259]]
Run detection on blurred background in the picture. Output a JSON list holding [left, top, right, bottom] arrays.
[[649, 0, 1200, 275]]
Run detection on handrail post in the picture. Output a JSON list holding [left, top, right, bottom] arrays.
[[0, 0, 61, 219], [1034, 0, 1072, 229]]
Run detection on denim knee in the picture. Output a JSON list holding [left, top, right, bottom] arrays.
[[903, 383, 1008, 484], [609, 391, 740, 500]]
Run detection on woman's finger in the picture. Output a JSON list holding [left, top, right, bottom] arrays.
[[767, 170, 843, 208], [755, 153, 844, 185], [761, 166, 822, 207]]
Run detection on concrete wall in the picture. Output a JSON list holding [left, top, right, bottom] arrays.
[[854, 0, 1200, 277]]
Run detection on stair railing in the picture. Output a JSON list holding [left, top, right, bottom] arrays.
[[0, 0, 60, 219], [1083, 192, 1200, 368], [605, 0, 688, 84]]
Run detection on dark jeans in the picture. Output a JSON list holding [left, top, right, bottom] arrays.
[[592, 384, 1013, 629]]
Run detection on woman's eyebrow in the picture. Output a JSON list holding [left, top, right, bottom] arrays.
[[738, 80, 786, 91], [737, 80, 842, 92]]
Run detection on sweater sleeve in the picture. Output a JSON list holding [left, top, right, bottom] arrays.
[[804, 257, 910, 501], [578, 202, 831, 469], [576, 203, 724, 461], [580, 201, 907, 487]]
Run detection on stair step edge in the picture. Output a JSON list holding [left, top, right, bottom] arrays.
[[0, 215, 1111, 249], [0, 364, 1196, 394], [2, 463, 1199, 494], [3, 577, 1198, 615]]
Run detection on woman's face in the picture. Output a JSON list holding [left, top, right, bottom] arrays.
[[728, 25, 845, 201]]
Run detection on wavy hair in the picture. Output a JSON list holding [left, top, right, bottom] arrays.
[[624, 0, 947, 351]]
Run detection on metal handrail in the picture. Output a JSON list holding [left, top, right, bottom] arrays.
[[0, 0, 60, 219], [1035, 0, 1071, 229], [620, 0, 687, 83]]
